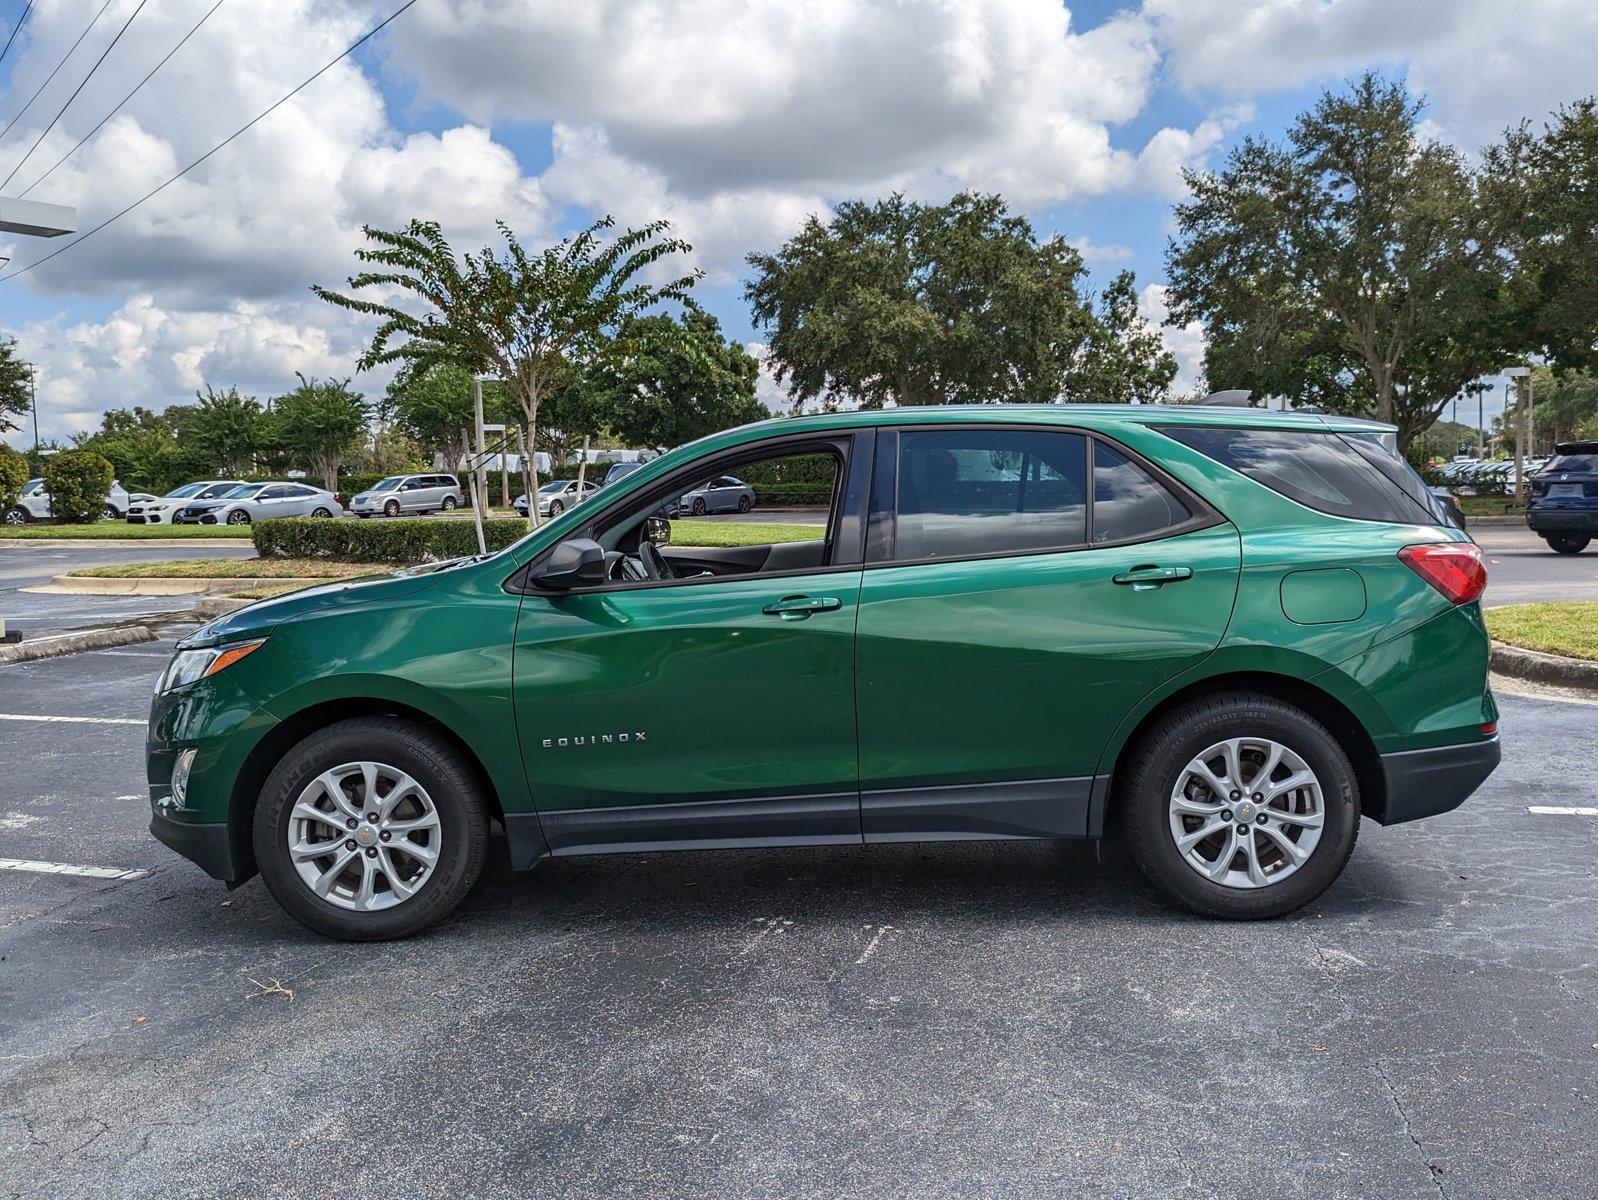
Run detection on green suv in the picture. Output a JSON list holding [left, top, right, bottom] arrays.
[[148, 406, 1499, 939]]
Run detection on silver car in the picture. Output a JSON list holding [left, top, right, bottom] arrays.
[[350, 474, 464, 518], [126, 480, 237, 525], [666, 475, 756, 516], [513, 478, 600, 518], [5, 477, 134, 524], [176, 482, 343, 525]]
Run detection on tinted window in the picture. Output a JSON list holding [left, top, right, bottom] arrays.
[[1161, 426, 1435, 525], [259, 485, 290, 499], [1545, 452, 1598, 474], [894, 429, 1087, 560], [1093, 442, 1191, 543]]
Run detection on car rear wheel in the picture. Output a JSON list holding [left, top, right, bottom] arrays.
[[253, 717, 489, 941], [441, 496, 457, 511], [102, 505, 119, 521], [738, 494, 752, 512], [310, 507, 332, 518], [1120, 694, 1359, 920], [225, 509, 251, 525], [3, 507, 28, 525], [1545, 533, 1590, 555], [691, 497, 706, 516]]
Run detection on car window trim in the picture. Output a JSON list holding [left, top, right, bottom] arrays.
[[506, 430, 873, 596], [862, 422, 1224, 570]]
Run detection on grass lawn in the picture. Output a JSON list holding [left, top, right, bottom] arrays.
[[1456, 495, 1527, 517], [0, 522, 249, 540], [68, 558, 370, 580], [230, 581, 323, 600], [1485, 602, 1598, 661], [671, 519, 823, 547]]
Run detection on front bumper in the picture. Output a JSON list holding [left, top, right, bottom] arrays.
[[1373, 736, 1501, 825], [1527, 507, 1598, 534], [149, 812, 238, 882]]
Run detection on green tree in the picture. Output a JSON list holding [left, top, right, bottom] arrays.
[[1527, 366, 1598, 451], [1485, 99, 1598, 371], [42, 449, 114, 524], [746, 192, 1096, 409], [0, 442, 28, 511], [315, 217, 698, 521], [1063, 272, 1177, 404], [178, 386, 264, 475], [1165, 74, 1508, 446], [72, 406, 181, 494], [0, 336, 30, 435], [594, 309, 765, 448], [385, 362, 514, 475], [269, 375, 371, 492]]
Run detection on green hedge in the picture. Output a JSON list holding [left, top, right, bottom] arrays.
[[254, 517, 530, 563], [752, 483, 834, 505], [43, 449, 115, 524]]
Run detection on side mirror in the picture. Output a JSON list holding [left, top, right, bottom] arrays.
[[536, 538, 607, 589], [644, 516, 671, 546]]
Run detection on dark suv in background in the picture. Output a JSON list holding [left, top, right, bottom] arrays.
[[1527, 440, 1598, 554]]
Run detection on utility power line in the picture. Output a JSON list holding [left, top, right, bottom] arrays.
[[0, 0, 422, 284], [0, 1, 36, 74], [19, 0, 228, 198], [0, 0, 117, 143], [2, 0, 148, 190]]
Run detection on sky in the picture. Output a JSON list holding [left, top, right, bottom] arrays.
[[1, 0, 1594, 448]]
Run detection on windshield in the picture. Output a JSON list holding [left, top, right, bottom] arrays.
[[372, 477, 404, 491], [219, 485, 262, 500], [539, 481, 568, 493], [167, 483, 207, 498], [1545, 452, 1598, 473]]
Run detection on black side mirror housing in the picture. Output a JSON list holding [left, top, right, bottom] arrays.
[[644, 516, 671, 546], [536, 538, 607, 589]]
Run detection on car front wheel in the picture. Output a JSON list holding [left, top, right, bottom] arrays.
[[253, 717, 489, 940], [1120, 694, 1359, 920], [102, 505, 119, 521], [548, 500, 563, 516], [1545, 533, 1590, 555], [225, 509, 251, 525]]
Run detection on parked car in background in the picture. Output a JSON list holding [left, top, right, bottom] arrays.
[[175, 482, 342, 525], [1427, 486, 1465, 529], [602, 461, 645, 488], [349, 474, 464, 518], [1527, 440, 1598, 554], [5, 478, 133, 524], [666, 475, 755, 516], [126, 481, 239, 525], [148, 404, 1497, 940], [513, 478, 600, 518]]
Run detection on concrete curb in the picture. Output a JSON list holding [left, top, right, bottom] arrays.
[[0, 537, 251, 549], [28, 574, 304, 596], [0, 623, 158, 666], [1464, 515, 1527, 527], [1489, 640, 1598, 693]]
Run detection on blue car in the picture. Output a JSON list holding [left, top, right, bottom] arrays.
[[1527, 440, 1598, 554]]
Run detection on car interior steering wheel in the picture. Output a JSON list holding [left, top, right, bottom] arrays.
[[638, 540, 678, 581]]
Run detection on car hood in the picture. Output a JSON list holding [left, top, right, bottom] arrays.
[[188, 559, 480, 645]]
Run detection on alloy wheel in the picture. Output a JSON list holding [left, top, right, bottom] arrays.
[[286, 761, 442, 912], [1167, 736, 1325, 889]]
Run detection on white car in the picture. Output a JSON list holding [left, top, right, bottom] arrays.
[[5, 478, 133, 524], [513, 478, 601, 518], [126, 480, 238, 525], [175, 481, 343, 525]]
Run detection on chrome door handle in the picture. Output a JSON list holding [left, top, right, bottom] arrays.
[[762, 595, 842, 620], [1112, 565, 1193, 590]]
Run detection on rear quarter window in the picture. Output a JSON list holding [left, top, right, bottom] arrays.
[[1545, 452, 1598, 473], [1160, 426, 1441, 525]]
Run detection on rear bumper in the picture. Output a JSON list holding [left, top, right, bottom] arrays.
[[1373, 736, 1501, 825], [149, 812, 239, 882], [1527, 508, 1598, 533]]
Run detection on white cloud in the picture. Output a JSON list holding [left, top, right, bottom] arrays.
[[1138, 282, 1207, 399]]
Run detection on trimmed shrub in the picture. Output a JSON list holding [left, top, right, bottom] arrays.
[[42, 449, 115, 524], [751, 483, 835, 506], [0, 443, 28, 511], [254, 517, 530, 563]]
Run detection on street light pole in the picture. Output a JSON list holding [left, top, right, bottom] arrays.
[[1505, 366, 1531, 499], [29, 365, 39, 456], [472, 376, 487, 519]]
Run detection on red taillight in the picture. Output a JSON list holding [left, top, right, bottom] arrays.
[[1480, 721, 1498, 735], [1398, 542, 1486, 605]]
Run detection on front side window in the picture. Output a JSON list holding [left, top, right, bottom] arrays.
[[1161, 426, 1436, 525], [221, 485, 262, 500], [372, 477, 403, 492], [1093, 442, 1191, 543], [891, 429, 1087, 561]]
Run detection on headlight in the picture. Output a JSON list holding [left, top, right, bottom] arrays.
[[156, 638, 266, 694]]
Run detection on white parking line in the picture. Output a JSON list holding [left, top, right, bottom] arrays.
[[0, 858, 151, 881], [1527, 805, 1598, 816], [0, 713, 144, 725]]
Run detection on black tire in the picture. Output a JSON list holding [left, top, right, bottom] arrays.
[[1545, 533, 1590, 555], [3, 507, 28, 525], [691, 497, 706, 516], [102, 505, 120, 521], [253, 717, 489, 941], [1120, 694, 1360, 920], [441, 496, 457, 511], [310, 507, 332, 519], [549, 500, 563, 516], [384, 499, 400, 518], [225, 508, 251, 525], [738, 494, 752, 513]]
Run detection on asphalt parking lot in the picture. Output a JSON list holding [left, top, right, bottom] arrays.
[[0, 640, 1594, 1198]]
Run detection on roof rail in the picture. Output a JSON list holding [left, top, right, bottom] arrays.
[[1195, 390, 1254, 407]]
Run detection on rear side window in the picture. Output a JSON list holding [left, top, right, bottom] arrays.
[[893, 429, 1088, 560], [1545, 452, 1598, 473], [1161, 426, 1440, 525], [1093, 442, 1191, 543]]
